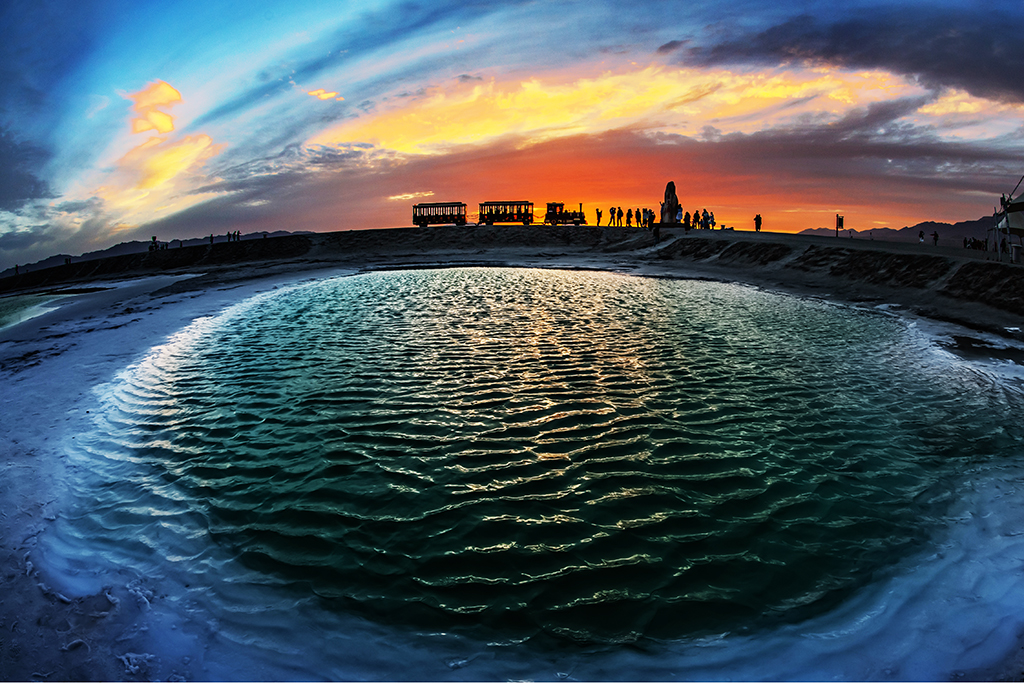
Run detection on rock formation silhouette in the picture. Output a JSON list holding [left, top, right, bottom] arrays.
[[660, 181, 680, 225]]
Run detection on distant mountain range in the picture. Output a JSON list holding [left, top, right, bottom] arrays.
[[1, 230, 313, 279], [799, 216, 996, 243]]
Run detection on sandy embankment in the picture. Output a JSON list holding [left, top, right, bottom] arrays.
[[0, 225, 1022, 680], [4, 224, 1021, 334]]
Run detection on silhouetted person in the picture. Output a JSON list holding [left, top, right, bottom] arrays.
[[617, 207, 623, 226], [919, 230, 925, 243], [596, 208, 602, 226], [684, 212, 690, 231], [626, 208, 633, 227], [754, 214, 762, 232], [609, 206, 616, 226], [932, 231, 939, 246]]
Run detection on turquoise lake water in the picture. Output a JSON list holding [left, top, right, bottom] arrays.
[[42, 267, 1024, 676]]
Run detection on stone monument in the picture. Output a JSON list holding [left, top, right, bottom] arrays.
[[660, 181, 680, 225]]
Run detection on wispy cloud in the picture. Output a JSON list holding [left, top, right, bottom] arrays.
[[88, 80, 226, 228], [309, 64, 930, 154]]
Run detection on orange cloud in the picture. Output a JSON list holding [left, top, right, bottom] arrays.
[[308, 88, 344, 101], [308, 65, 927, 154], [125, 80, 182, 134], [119, 134, 220, 190], [87, 80, 226, 225]]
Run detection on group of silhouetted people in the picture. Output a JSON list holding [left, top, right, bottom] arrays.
[[593, 201, 771, 233], [680, 209, 715, 231], [598, 206, 657, 229], [595, 205, 736, 231]]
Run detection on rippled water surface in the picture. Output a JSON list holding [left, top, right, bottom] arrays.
[[53, 268, 1015, 646]]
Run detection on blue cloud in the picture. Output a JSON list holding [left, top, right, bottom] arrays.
[[676, 5, 1024, 102], [0, 128, 53, 210]]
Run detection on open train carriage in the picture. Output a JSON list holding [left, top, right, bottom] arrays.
[[413, 202, 468, 227], [997, 193, 1024, 236], [478, 201, 533, 225], [990, 192, 1024, 261], [543, 202, 587, 226]]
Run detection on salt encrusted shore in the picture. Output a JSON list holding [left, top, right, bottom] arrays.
[[4, 225, 1022, 336], [1, 226, 1023, 680]]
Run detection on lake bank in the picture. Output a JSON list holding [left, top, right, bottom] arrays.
[[3, 226, 1022, 340], [2, 227, 1024, 680]]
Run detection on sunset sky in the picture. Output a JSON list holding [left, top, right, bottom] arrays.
[[2, 0, 1023, 268]]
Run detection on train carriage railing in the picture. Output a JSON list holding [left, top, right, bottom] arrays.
[[478, 201, 534, 225], [413, 202, 468, 226]]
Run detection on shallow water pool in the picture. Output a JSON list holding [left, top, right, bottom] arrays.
[[42, 268, 1024, 679]]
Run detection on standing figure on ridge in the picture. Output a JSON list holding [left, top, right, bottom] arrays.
[[754, 214, 762, 232], [596, 208, 603, 226]]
